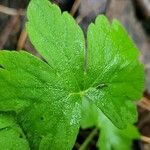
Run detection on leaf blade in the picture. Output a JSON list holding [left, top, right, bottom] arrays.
[[97, 111, 140, 150], [81, 100, 140, 150], [85, 15, 144, 128], [0, 51, 81, 149], [0, 113, 30, 150], [27, 0, 85, 91]]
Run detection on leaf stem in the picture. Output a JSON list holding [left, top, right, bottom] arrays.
[[79, 128, 98, 150]]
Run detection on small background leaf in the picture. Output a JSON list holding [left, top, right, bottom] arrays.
[[81, 99, 140, 150]]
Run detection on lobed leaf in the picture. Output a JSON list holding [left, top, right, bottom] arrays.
[[0, 0, 144, 149], [27, 0, 85, 91], [81, 100, 140, 150], [0, 51, 81, 149], [84, 16, 144, 128], [97, 111, 140, 150]]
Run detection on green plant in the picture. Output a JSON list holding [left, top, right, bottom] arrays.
[[0, 0, 144, 149], [81, 99, 140, 150]]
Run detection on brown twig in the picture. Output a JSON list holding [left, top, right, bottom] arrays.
[[76, 3, 102, 23], [134, 0, 150, 18], [0, 14, 21, 49], [138, 112, 150, 129], [138, 97, 150, 111], [145, 63, 150, 69], [17, 27, 27, 50], [70, 0, 81, 16], [141, 135, 150, 143], [0, 5, 25, 16]]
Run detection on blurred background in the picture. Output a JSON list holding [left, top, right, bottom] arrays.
[[0, 0, 150, 149]]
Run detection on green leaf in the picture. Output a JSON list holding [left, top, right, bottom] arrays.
[[81, 100, 140, 150], [84, 15, 144, 128], [81, 98, 100, 129], [0, 0, 144, 149], [27, 0, 85, 91], [0, 51, 81, 149], [97, 111, 140, 150], [0, 113, 29, 150]]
